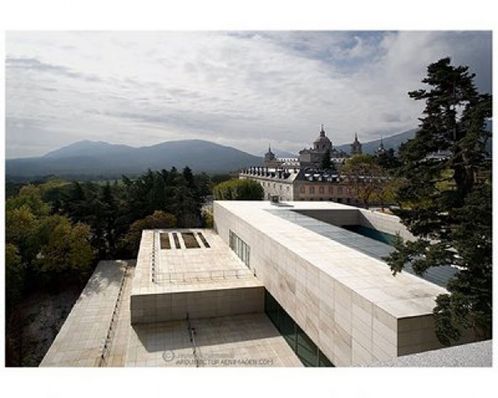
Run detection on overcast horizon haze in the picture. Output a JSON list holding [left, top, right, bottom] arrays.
[[6, 31, 492, 159]]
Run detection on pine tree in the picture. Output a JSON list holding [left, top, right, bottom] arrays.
[[320, 149, 332, 169], [385, 58, 492, 345]]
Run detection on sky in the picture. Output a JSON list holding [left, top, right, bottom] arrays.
[[5, 31, 492, 158]]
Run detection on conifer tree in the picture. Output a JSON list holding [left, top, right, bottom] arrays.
[[385, 58, 492, 344]]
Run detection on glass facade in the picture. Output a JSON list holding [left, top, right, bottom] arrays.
[[264, 290, 334, 367], [229, 230, 250, 267]]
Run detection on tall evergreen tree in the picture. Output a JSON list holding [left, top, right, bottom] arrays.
[[320, 149, 332, 169], [385, 58, 492, 345]]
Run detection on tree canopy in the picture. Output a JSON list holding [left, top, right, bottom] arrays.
[[342, 154, 390, 209], [213, 178, 264, 200], [385, 57, 492, 345]]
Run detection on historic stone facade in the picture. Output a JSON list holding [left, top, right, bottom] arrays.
[[240, 126, 370, 203]]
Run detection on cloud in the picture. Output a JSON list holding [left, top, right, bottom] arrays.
[[5, 31, 492, 158], [6, 56, 102, 82]]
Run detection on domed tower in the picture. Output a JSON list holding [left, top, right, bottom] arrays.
[[313, 124, 332, 153], [351, 133, 362, 155]]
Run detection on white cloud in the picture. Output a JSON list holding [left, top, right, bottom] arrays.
[[5, 31, 491, 158]]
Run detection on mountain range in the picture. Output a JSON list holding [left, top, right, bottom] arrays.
[[6, 129, 420, 178], [6, 139, 261, 178], [336, 129, 417, 154]]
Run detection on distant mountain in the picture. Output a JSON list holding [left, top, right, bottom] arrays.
[[336, 128, 418, 155], [6, 139, 261, 178], [44, 140, 135, 159]]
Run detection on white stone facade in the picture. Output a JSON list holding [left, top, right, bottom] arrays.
[[213, 200, 472, 366]]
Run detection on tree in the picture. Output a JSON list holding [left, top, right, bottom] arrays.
[[6, 205, 40, 264], [36, 215, 94, 278], [6, 184, 50, 217], [5, 243, 24, 311], [122, 211, 177, 254], [375, 148, 401, 170], [342, 154, 387, 208], [320, 149, 332, 169], [213, 179, 264, 200], [384, 58, 492, 345]]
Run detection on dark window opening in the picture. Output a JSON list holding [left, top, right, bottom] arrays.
[[264, 290, 334, 367], [197, 232, 210, 248], [160, 233, 171, 249], [181, 232, 200, 248]]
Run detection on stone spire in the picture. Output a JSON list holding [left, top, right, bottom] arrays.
[[351, 132, 362, 155], [376, 136, 386, 155]]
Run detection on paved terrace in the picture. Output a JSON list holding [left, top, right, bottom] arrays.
[[40, 260, 134, 367], [132, 229, 261, 296], [125, 313, 302, 367], [41, 254, 302, 366]]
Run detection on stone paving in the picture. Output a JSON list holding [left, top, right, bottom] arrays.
[[125, 313, 302, 367], [104, 266, 135, 367], [40, 260, 134, 367], [40, 238, 302, 367]]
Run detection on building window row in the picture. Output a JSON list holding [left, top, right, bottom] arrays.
[[298, 185, 347, 196], [264, 290, 334, 367], [229, 230, 250, 268]]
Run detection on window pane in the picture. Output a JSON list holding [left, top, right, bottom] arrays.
[[296, 325, 318, 367], [318, 350, 334, 367]]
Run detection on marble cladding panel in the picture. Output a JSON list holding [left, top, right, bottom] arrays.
[[213, 202, 402, 366], [212, 202, 479, 366], [131, 286, 264, 324]]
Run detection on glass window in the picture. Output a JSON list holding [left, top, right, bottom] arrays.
[[309, 186, 315, 194], [228, 230, 250, 268], [296, 325, 318, 367], [318, 351, 334, 367], [264, 289, 333, 367], [319, 186, 324, 194], [300, 186, 305, 193]]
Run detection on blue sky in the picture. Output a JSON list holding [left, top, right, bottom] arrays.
[[6, 31, 492, 158]]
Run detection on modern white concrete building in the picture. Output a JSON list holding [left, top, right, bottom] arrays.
[[213, 200, 472, 366], [41, 201, 482, 367]]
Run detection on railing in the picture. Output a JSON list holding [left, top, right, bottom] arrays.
[[186, 313, 201, 367], [151, 232, 157, 283], [154, 268, 254, 284], [98, 261, 130, 367]]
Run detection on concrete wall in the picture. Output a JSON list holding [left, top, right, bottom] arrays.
[[213, 202, 401, 366], [131, 286, 264, 324], [293, 209, 360, 226], [358, 209, 415, 241]]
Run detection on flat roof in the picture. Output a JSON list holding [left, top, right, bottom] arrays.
[[268, 208, 457, 287], [41, 260, 301, 367], [132, 229, 262, 297], [126, 313, 302, 367], [214, 201, 448, 319], [40, 260, 134, 367]]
